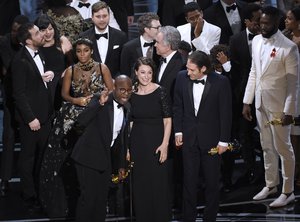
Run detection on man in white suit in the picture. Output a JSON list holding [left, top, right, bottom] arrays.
[[177, 2, 220, 54], [243, 6, 299, 208]]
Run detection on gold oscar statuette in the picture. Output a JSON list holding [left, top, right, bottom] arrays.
[[111, 161, 134, 184], [266, 118, 295, 126], [208, 139, 241, 155]]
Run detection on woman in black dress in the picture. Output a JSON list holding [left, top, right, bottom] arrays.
[[39, 38, 113, 217], [34, 14, 73, 112], [129, 57, 172, 221]]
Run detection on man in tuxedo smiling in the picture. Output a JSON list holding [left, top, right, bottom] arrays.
[[173, 51, 232, 222]]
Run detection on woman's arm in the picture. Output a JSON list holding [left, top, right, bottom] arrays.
[[100, 63, 114, 92], [155, 117, 172, 163], [61, 67, 89, 106]]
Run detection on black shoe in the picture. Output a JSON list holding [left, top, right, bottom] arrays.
[[23, 196, 42, 212], [0, 180, 9, 197], [222, 183, 232, 193]]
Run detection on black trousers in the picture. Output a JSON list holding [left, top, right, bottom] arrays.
[[182, 144, 221, 222], [75, 163, 110, 222], [18, 121, 51, 199]]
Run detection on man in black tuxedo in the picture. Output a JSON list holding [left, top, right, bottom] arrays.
[[204, 0, 246, 44], [0, 15, 29, 197], [120, 12, 161, 77], [229, 3, 262, 184], [79, 1, 127, 78], [71, 75, 132, 222], [157, 0, 213, 27], [11, 22, 54, 209], [173, 51, 232, 222], [102, 0, 134, 34]]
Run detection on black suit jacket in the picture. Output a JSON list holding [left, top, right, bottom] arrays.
[[156, 51, 184, 101], [103, 0, 134, 33], [229, 30, 252, 107], [71, 95, 128, 172], [79, 26, 127, 78], [120, 37, 160, 77], [157, 0, 213, 26], [203, 0, 246, 44], [173, 71, 232, 150], [11, 47, 52, 125]]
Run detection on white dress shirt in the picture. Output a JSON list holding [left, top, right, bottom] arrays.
[[111, 100, 124, 147], [95, 26, 109, 63], [25, 46, 46, 88], [220, 0, 241, 35], [157, 51, 177, 82]]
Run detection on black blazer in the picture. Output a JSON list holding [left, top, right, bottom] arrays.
[[157, 0, 213, 26], [156, 51, 184, 101], [120, 37, 160, 77], [103, 0, 134, 33], [203, 0, 246, 44], [71, 95, 128, 171], [173, 71, 232, 150], [229, 30, 252, 106], [79, 26, 127, 78], [11, 46, 53, 125]]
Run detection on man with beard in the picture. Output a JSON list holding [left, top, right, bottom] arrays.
[[243, 6, 299, 207], [11, 22, 54, 210]]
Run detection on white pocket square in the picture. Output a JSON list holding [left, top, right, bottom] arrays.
[[113, 45, 120, 49]]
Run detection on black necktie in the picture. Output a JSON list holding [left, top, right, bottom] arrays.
[[192, 79, 205, 85], [226, 4, 237, 13], [33, 51, 39, 58], [78, 2, 91, 8], [248, 33, 255, 41], [95, 33, 108, 40], [143, 41, 155, 47], [160, 57, 167, 63]]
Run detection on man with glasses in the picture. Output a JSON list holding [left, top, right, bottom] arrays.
[[177, 2, 221, 54], [71, 75, 133, 221], [120, 12, 161, 77]]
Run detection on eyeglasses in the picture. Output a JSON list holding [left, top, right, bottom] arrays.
[[119, 88, 133, 95], [149, 26, 161, 30]]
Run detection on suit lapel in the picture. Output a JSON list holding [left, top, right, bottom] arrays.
[[199, 75, 211, 110], [106, 27, 115, 64], [261, 34, 282, 75], [24, 48, 47, 88], [108, 97, 114, 134], [91, 29, 102, 63], [187, 78, 194, 109]]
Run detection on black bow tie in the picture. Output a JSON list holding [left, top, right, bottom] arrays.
[[114, 99, 123, 109], [226, 4, 237, 13], [160, 57, 167, 63], [192, 79, 205, 85], [95, 33, 108, 40], [248, 33, 255, 40], [78, 2, 91, 8], [33, 51, 39, 58], [143, 41, 155, 47]]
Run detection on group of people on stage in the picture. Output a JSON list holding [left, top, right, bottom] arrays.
[[0, 0, 300, 222]]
